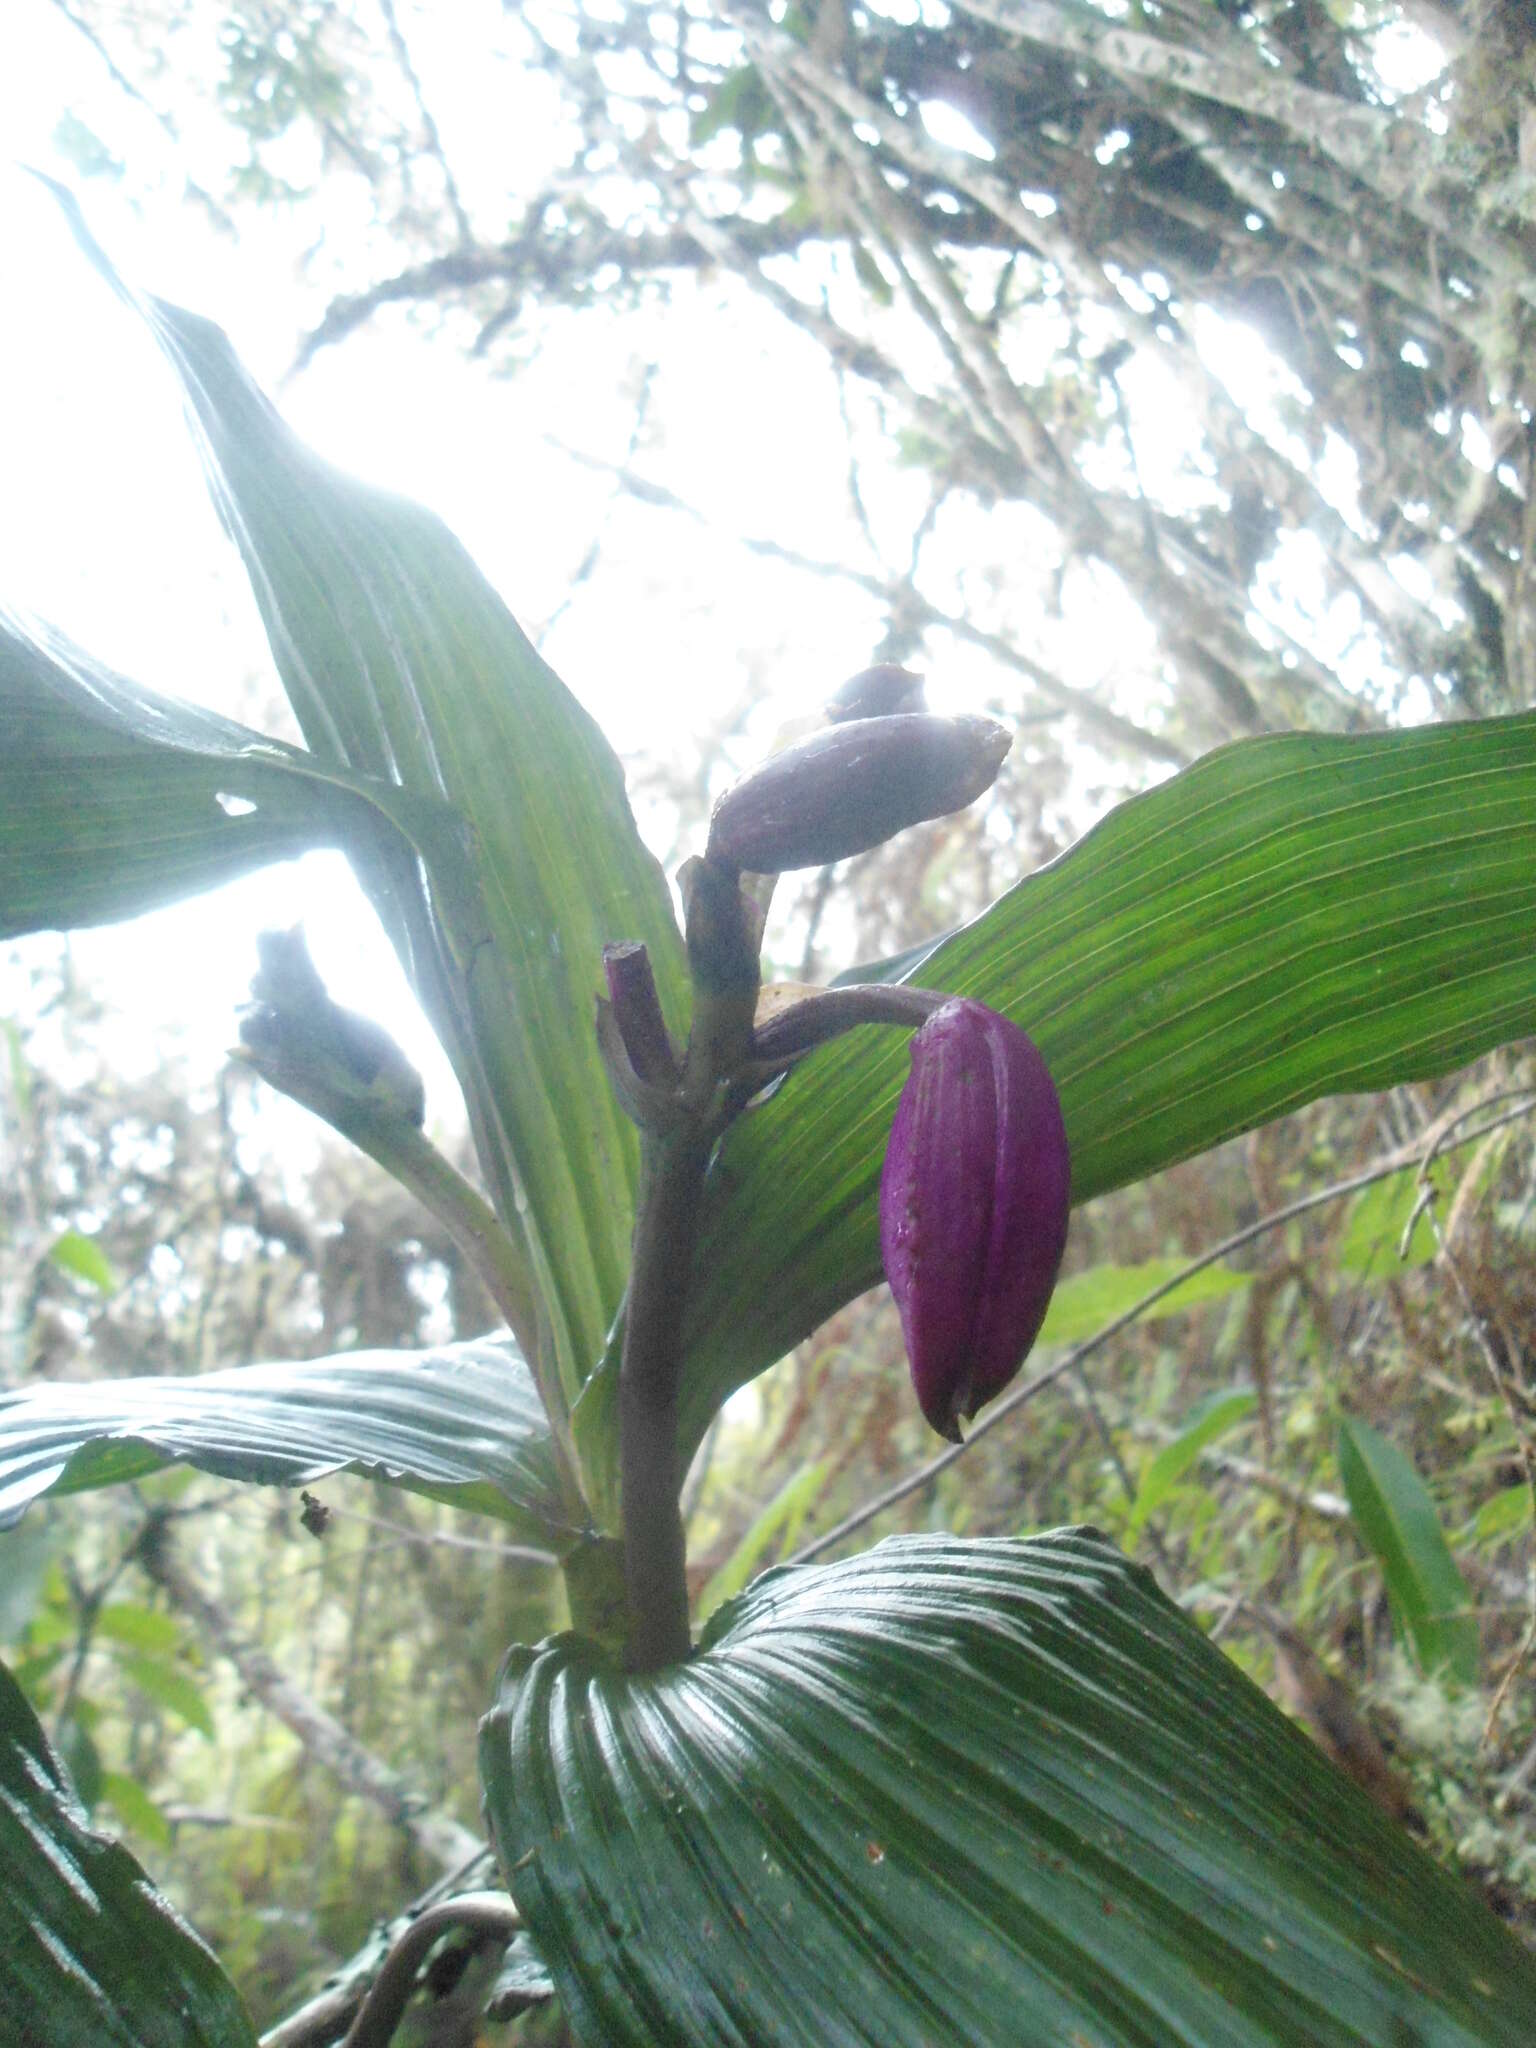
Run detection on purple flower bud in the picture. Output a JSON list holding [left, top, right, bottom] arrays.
[[879, 999, 1069, 1441], [706, 714, 1010, 873]]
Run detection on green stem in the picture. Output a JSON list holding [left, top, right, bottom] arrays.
[[619, 1123, 713, 1671], [233, 1052, 580, 1515]]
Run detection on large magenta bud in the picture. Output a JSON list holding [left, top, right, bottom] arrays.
[[879, 999, 1070, 1441]]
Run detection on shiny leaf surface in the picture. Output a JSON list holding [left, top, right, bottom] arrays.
[[481, 1530, 1536, 2046], [0, 610, 346, 937], [0, 1657, 255, 2046], [0, 1337, 570, 1550]]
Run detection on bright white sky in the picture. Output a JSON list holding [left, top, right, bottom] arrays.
[[0, 4, 893, 1117], [0, 1, 1446, 1141], [0, 6, 1086, 1123]]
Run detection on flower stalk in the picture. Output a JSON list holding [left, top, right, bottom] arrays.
[[605, 693, 1019, 1670]]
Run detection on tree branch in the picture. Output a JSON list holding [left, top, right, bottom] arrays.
[[139, 1522, 482, 1871]]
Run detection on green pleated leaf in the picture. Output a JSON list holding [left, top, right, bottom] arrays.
[[0, 1337, 570, 1549], [0, 1656, 256, 2046], [1337, 1416, 1479, 1685], [0, 609, 343, 937], [481, 1530, 1536, 2047], [45, 182, 687, 1422], [576, 712, 1536, 1523]]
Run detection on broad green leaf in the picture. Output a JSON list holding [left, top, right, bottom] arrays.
[[0, 1336, 572, 1550], [98, 1770, 172, 1849], [46, 184, 687, 1422], [0, 610, 348, 936], [576, 711, 1536, 1526], [1128, 1388, 1257, 1535], [1038, 1257, 1253, 1345], [46, 1228, 118, 1295], [698, 1459, 829, 1619], [0, 1658, 255, 2046], [93, 1604, 181, 1654], [1469, 1485, 1533, 1547], [1337, 1417, 1478, 1685], [121, 1656, 215, 1741], [482, 1530, 1536, 2046]]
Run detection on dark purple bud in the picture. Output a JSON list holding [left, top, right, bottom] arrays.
[[879, 999, 1069, 1441], [602, 942, 681, 1090], [706, 714, 1010, 873], [826, 664, 928, 722]]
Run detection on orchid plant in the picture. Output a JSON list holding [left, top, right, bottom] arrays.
[[4, 195, 1536, 2046]]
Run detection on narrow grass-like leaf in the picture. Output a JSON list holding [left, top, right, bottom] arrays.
[[0, 1337, 570, 1550], [1128, 1389, 1257, 1535], [1338, 1416, 1479, 1684], [1469, 1485, 1533, 1547], [1, 1657, 256, 2046], [482, 1530, 1536, 2045], [698, 1460, 830, 1619]]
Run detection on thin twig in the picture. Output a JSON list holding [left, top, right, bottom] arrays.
[[326, 1506, 557, 1567], [538, 365, 657, 647], [338, 1894, 522, 2048], [542, 434, 1190, 766], [377, 0, 474, 247], [790, 1096, 1536, 1566]]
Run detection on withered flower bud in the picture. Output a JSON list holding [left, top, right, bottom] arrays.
[[826, 664, 927, 722], [240, 927, 425, 1127], [706, 713, 1009, 873], [879, 999, 1069, 1441]]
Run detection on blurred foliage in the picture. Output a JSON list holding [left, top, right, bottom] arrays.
[[0, 949, 564, 2033]]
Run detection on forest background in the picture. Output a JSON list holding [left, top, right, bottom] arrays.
[[2, 0, 1535, 2039]]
